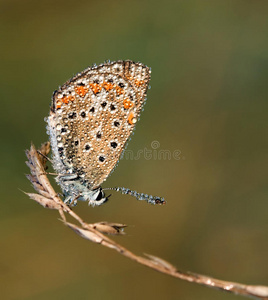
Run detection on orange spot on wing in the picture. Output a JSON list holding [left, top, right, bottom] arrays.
[[56, 101, 62, 109], [75, 86, 89, 97], [127, 112, 136, 125], [115, 86, 124, 95], [123, 98, 134, 109], [89, 83, 102, 94], [61, 95, 75, 104], [134, 79, 145, 87], [102, 81, 114, 91], [61, 96, 69, 104], [125, 74, 133, 81]]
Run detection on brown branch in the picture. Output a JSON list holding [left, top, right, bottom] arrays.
[[24, 143, 268, 300]]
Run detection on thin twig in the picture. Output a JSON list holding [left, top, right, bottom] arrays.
[[24, 143, 268, 300]]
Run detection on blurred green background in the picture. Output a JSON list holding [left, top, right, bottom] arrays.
[[1, 0, 267, 299]]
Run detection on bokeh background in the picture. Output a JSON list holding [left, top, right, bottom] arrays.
[[1, 0, 267, 299]]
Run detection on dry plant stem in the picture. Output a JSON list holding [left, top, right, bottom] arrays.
[[25, 143, 268, 300]]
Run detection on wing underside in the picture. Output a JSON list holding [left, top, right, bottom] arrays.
[[48, 61, 150, 189]]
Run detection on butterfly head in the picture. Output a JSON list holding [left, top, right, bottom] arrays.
[[57, 173, 109, 206]]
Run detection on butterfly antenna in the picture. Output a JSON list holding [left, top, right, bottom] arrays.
[[104, 187, 166, 205]]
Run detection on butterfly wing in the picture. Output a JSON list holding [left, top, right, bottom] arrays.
[[47, 61, 150, 190]]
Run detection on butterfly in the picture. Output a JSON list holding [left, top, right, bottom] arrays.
[[46, 60, 165, 206]]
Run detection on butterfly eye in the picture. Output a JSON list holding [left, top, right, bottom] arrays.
[[95, 190, 104, 201]]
